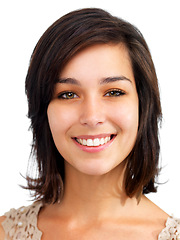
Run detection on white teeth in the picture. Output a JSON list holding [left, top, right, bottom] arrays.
[[100, 138, 105, 145], [94, 138, 100, 146], [82, 139, 87, 145], [76, 136, 112, 147], [87, 139, 93, 146]]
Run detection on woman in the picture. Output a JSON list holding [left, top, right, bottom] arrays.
[[0, 8, 179, 240]]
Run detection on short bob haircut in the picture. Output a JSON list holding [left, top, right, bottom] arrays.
[[25, 8, 162, 204]]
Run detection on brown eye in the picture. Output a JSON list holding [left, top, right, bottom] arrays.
[[105, 89, 125, 97], [58, 91, 78, 99]]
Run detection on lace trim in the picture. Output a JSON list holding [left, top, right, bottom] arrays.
[[2, 201, 43, 240], [158, 217, 180, 240]]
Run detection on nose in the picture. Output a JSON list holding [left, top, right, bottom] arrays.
[[79, 97, 105, 127]]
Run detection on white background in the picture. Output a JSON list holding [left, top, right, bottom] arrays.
[[0, 0, 179, 216]]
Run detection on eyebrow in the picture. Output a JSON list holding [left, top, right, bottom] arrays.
[[57, 76, 132, 85], [100, 76, 132, 84], [57, 78, 81, 85]]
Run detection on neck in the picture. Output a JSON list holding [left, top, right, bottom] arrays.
[[57, 161, 138, 223]]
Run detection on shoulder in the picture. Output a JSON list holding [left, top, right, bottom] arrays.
[[0, 216, 6, 240], [146, 198, 180, 239], [0, 201, 43, 239]]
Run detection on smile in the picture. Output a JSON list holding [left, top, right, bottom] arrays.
[[75, 136, 111, 147], [72, 134, 116, 153]]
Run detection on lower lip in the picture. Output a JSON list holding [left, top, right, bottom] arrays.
[[72, 136, 116, 153]]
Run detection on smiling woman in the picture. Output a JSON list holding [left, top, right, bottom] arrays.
[[0, 7, 180, 240], [47, 44, 139, 176]]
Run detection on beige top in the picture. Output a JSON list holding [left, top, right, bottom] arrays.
[[1, 201, 180, 240]]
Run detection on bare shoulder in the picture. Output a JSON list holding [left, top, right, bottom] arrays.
[[0, 216, 6, 240], [141, 195, 169, 226]]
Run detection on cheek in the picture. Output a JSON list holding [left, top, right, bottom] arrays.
[[111, 101, 139, 132], [47, 103, 72, 139]]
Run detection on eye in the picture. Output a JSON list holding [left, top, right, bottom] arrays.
[[104, 89, 125, 97], [58, 91, 78, 99]]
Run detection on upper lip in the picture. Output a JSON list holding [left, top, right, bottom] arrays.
[[73, 133, 116, 140]]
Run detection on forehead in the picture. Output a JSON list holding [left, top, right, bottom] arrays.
[[59, 43, 135, 85]]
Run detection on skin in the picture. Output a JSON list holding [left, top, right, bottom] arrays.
[[47, 43, 139, 177], [0, 44, 168, 240]]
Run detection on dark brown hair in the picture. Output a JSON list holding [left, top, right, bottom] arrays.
[[25, 8, 162, 203]]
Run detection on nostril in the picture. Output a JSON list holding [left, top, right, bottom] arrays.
[[79, 102, 105, 127], [80, 115, 105, 127]]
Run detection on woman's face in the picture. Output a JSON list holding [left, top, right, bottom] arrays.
[[47, 44, 139, 176]]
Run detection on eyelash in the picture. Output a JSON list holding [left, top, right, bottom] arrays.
[[104, 89, 125, 97], [57, 89, 125, 99], [57, 91, 78, 99]]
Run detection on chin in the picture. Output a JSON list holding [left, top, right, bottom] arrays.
[[75, 160, 121, 176]]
